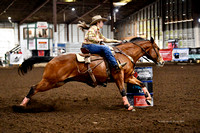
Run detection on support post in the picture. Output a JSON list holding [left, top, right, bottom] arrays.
[[110, 0, 114, 31], [53, 0, 58, 56]]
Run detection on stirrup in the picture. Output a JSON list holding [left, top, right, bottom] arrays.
[[119, 62, 127, 69], [117, 60, 127, 69], [113, 62, 127, 73]]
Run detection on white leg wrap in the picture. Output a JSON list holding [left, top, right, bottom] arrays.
[[122, 96, 129, 105]]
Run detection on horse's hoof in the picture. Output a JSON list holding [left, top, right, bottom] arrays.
[[128, 106, 135, 111], [131, 108, 136, 111], [146, 99, 152, 105]]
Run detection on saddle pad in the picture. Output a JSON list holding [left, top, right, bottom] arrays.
[[76, 53, 105, 63], [76, 53, 85, 62]]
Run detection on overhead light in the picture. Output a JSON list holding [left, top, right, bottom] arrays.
[[8, 17, 13, 24], [198, 18, 200, 23], [64, 0, 75, 2], [114, 2, 127, 6], [115, 9, 119, 13], [71, 7, 75, 11], [113, 0, 131, 7]]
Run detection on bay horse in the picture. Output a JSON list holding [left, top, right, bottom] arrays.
[[18, 37, 164, 111]]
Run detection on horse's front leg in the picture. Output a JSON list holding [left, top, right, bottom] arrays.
[[112, 72, 134, 111], [126, 76, 152, 105]]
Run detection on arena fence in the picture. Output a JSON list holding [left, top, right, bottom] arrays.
[[160, 48, 200, 63]]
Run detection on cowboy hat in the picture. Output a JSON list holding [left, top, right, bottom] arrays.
[[90, 15, 108, 25]]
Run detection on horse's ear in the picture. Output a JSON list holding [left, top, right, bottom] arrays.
[[150, 37, 154, 43]]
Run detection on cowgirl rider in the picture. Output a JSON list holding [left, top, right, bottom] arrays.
[[78, 15, 126, 72]]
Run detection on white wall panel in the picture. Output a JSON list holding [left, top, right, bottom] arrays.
[[72, 24, 78, 42], [0, 29, 15, 59], [58, 24, 65, 43], [78, 29, 84, 42]]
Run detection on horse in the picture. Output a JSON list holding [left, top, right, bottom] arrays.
[[17, 37, 164, 111]]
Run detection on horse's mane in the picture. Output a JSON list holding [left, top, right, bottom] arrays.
[[113, 37, 147, 46], [129, 37, 147, 42]]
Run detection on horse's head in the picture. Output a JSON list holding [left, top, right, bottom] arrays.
[[116, 37, 164, 67], [146, 37, 164, 67]]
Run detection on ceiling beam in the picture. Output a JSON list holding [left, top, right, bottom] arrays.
[[110, 0, 114, 31], [19, 0, 50, 24], [67, 0, 108, 24], [0, 0, 17, 16]]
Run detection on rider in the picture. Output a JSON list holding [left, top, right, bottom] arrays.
[[78, 15, 126, 72]]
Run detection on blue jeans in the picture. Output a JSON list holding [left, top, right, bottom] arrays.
[[82, 44, 118, 67]]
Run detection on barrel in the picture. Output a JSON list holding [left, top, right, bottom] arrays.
[[127, 67, 153, 107]]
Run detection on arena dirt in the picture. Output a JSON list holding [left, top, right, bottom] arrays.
[[0, 64, 200, 132]]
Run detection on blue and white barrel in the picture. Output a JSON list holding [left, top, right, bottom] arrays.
[[127, 67, 153, 107]]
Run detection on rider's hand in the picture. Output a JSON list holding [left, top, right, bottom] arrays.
[[117, 40, 122, 43], [122, 40, 128, 43], [99, 39, 104, 45]]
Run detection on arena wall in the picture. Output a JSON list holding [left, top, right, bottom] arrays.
[[115, 0, 200, 49]]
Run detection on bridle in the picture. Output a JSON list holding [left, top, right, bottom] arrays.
[[130, 41, 160, 64], [115, 40, 160, 65]]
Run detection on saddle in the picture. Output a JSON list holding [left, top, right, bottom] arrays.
[[76, 47, 112, 87]]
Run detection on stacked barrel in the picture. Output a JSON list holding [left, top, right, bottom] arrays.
[[127, 67, 153, 107]]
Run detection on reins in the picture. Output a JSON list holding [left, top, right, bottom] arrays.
[[130, 41, 159, 64], [115, 47, 135, 65]]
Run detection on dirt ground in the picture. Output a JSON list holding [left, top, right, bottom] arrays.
[[0, 63, 200, 133]]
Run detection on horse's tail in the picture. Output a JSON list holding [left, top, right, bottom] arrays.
[[18, 56, 53, 75]]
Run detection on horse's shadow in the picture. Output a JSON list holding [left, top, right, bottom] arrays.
[[12, 100, 55, 113]]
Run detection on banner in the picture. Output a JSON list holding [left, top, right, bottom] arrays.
[[38, 50, 45, 56], [37, 39, 49, 50], [188, 48, 200, 61], [37, 22, 48, 29], [28, 39, 36, 50], [159, 49, 172, 61], [172, 48, 189, 61], [10, 54, 23, 64]]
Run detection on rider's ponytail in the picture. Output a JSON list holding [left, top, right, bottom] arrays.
[[77, 21, 90, 31]]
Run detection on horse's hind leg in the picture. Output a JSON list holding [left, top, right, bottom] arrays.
[[20, 79, 56, 107]]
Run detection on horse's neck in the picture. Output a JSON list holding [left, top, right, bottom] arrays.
[[118, 42, 150, 62]]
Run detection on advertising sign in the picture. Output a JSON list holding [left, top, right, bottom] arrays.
[[37, 22, 48, 29], [28, 39, 36, 50], [172, 48, 189, 61], [37, 39, 49, 50], [38, 50, 45, 56], [168, 39, 178, 49], [188, 48, 200, 61], [10, 54, 24, 64], [53, 43, 66, 55], [159, 49, 172, 61]]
